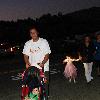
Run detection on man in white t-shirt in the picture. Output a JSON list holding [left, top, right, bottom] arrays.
[[22, 26, 51, 99]]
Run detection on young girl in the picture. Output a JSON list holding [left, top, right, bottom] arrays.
[[63, 56, 80, 83]]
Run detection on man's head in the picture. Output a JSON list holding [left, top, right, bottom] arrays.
[[29, 26, 39, 41], [84, 35, 91, 43], [96, 34, 100, 41]]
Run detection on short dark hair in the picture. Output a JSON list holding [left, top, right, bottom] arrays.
[[29, 25, 39, 33], [22, 67, 40, 91], [96, 31, 100, 36], [84, 34, 90, 38], [97, 33, 100, 36]]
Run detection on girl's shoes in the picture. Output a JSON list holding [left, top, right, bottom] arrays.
[[69, 79, 71, 82], [69, 79, 77, 83], [74, 79, 76, 83]]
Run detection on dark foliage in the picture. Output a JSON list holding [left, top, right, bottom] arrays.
[[0, 7, 100, 43]]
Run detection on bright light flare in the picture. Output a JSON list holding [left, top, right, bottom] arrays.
[[10, 47, 13, 52]]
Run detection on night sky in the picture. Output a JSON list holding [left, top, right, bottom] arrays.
[[0, 0, 100, 21]]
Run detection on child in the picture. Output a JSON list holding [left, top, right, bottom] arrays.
[[63, 56, 80, 83], [21, 66, 41, 100], [25, 87, 39, 100]]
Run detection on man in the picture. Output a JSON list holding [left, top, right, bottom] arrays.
[[79, 35, 95, 83], [22, 26, 51, 99], [94, 33, 100, 76]]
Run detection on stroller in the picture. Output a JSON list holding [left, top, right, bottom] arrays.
[[21, 66, 47, 100]]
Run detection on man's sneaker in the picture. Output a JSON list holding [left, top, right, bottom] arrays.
[[91, 77, 93, 80]]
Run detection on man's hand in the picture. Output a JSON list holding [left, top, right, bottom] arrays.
[[37, 53, 49, 68], [26, 63, 31, 69], [79, 56, 82, 60], [38, 63, 44, 68]]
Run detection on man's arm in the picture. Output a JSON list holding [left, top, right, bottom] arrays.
[[38, 53, 49, 68], [24, 54, 31, 69], [39, 39, 51, 68], [42, 53, 49, 64]]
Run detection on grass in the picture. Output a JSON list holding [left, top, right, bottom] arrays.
[[0, 53, 100, 100]]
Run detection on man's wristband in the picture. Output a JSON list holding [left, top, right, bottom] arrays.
[[41, 61, 45, 65]]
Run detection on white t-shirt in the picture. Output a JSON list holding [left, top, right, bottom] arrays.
[[22, 38, 51, 72]]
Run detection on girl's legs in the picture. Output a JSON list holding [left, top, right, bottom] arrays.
[[69, 77, 72, 82], [74, 78, 76, 83], [72, 75, 76, 83], [69, 76, 76, 83]]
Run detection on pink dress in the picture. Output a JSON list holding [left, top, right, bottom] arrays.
[[64, 61, 77, 78]]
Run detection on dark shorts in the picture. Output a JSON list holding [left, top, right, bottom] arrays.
[[44, 71, 50, 98], [94, 60, 100, 68]]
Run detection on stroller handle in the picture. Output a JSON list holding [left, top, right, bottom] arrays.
[[33, 63, 42, 70]]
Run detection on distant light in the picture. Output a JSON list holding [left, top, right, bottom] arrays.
[[10, 48, 13, 52], [13, 47, 15, 48], [1, 44, 3, 45]]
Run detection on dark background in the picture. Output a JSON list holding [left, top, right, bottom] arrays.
[[0, 7, 100, 43]]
